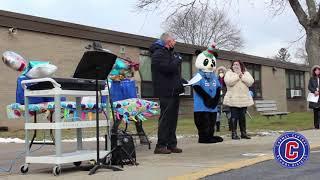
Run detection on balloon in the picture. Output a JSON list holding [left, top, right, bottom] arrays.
[[2, 51, 27, 71], [25, 63, 57, 79]]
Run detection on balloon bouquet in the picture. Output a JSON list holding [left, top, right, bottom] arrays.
[[2, 51, 57, 78], [3, 51, 159, 123], [2, 51, 59, 119]]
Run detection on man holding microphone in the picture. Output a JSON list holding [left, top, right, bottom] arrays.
[[150, 32, 185, 154]]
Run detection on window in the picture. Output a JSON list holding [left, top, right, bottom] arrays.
[[286, 70, 305, 99], [139, 51, 152, 81], [139, 49, 192, 98], [180, 54, 193, 97], [139, 49, 153, 98], [180, 54, 192, 81], [244, 63, 262, 98]]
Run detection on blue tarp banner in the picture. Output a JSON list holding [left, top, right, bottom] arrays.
[[16, 75, 55, 105], [110, 79, 137, 102]]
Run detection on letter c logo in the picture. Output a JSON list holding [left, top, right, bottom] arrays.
[[285, 141, 299, 160]]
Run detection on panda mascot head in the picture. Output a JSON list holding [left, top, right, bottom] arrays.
[[195, 44, 218, 72]]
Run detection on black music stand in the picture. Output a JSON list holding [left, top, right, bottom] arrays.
[[73, 46, 122, 175]]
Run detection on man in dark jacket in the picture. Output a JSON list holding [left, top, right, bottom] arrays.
[[150, 33, 184, 154]]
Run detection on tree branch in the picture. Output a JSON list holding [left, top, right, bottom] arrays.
[[288, 0, 309, 28], [180, 0, 197, 21], [136, 0, 162, 9], [312, 4, 320, 25], [288, 33, 306, 44], [166, 0, 198, 21], [268, 0, 287, 16], [306, 0, 317, 18], [164, 3, 244, 50]]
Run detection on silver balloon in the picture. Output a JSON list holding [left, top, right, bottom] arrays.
[[2, 51, 27, 71]]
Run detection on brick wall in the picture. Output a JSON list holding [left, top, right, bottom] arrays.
[[0, 27, 139, 129]]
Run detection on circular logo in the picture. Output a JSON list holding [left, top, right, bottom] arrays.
[[273, 132, 310, 169]]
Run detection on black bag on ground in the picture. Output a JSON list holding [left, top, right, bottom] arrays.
[[110, 130, 136, 165]]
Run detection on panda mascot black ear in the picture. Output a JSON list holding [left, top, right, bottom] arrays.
[[195, 49, 202, 56]]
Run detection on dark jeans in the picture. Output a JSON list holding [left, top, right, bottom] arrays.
[[313, 108, 320, 129], [157, 96, 180, 148], [230, 107, 247, 133]]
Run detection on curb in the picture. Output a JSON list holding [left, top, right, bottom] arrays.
[[169, 144, 320, 180]]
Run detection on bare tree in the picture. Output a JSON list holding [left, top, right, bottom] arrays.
[[266, 0, 320, 66], [274, 48, 291, 62], [136, 0, 219, 20], [136, 0, 320, 66], [164, 2, 244, 50]]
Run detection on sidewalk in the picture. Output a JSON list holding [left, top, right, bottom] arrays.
[[0, 129, 319, 180]]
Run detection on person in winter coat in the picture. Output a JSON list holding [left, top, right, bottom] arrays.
[[150, 32, 185, 154], [223, 60, 254, 140], [308, 65, 320, 129], [215, 66, 231, 132]]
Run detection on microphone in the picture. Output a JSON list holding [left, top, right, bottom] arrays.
[[92, 41, 103, 51], [85, 41, 111, 52]]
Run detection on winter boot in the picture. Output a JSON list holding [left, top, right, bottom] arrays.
[[232, 131, 240, 140], [231, 118, 240, 140], [239, 114, 251, 139]]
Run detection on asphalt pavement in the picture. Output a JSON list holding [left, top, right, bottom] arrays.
[[0, 130, 319, 180], [204, 148, 320, 180]]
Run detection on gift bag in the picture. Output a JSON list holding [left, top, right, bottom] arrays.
[[110, 80, 137, 102]]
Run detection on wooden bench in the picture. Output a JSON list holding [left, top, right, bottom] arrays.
[[255, 100, 290, 119]]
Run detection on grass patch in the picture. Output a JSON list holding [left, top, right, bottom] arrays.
[[0, 112, 314, 139], [127, 112, 314, 136], [247, 112, 313, 132]]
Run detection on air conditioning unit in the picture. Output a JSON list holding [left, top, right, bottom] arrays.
[[180, 86, 192, 96], [294, 90, 302, 97], [290, 89, 302, 97], [290, 89, 295, 98]]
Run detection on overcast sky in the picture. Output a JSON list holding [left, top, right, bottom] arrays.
[[0, 0, 305, 63]]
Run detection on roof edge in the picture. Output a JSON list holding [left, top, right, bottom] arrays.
[[0, 10, 309, 71]]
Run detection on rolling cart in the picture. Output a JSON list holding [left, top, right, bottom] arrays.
[[20, 78, 111, 176]]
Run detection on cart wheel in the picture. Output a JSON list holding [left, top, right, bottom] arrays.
[[89, 159, 96, 166], [53, 165, 61, 176], [73, 161, 82, 167], [20, 164, 29, 174]]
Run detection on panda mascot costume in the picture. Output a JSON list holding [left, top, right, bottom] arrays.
[[191, 45, 223, 143]]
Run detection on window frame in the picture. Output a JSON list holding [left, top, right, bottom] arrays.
[[286, 70, 305, 99], [244, 62, 262, 99]]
